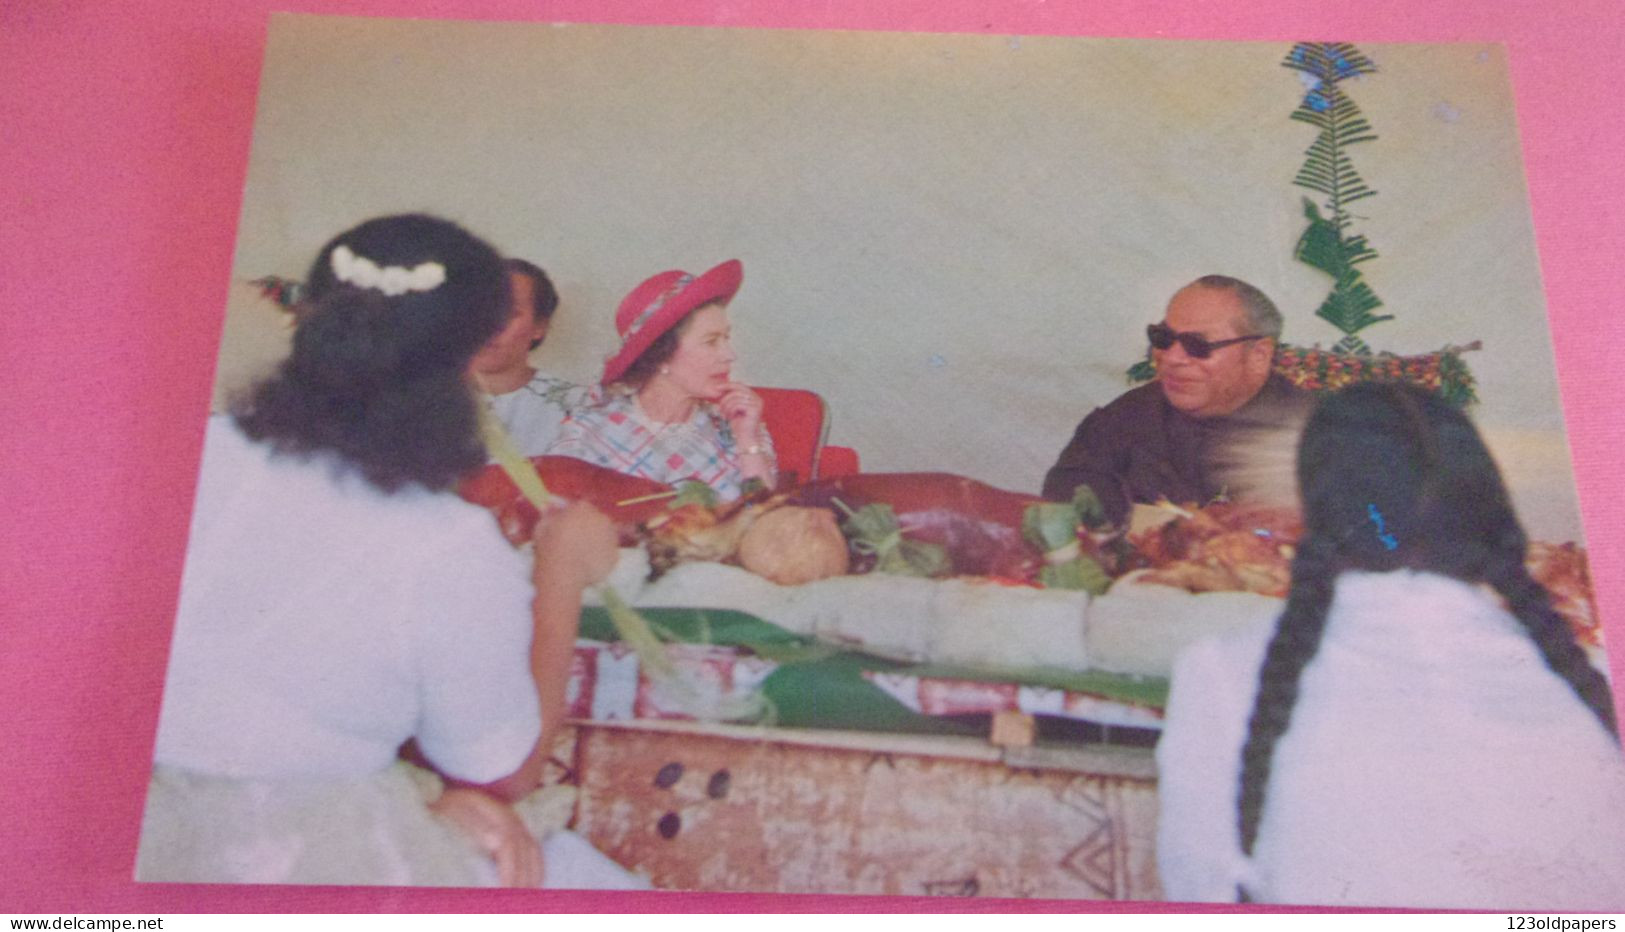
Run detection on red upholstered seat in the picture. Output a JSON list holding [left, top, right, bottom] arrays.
[[819, 444, 860, 479], [754, 386, 861, 485]]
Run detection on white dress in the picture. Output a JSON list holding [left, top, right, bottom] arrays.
[[137, 416, 644, 888], [1155, 569, 1625, 910]]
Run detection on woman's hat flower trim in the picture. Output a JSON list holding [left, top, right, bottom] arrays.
[[620, 274, 694, 346], [331, 244, 447, 297]]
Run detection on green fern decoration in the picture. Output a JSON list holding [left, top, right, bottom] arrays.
[[1284, 42, 1392, 354]]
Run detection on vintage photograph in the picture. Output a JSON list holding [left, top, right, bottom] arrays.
[[134, 14, 1625, 906]]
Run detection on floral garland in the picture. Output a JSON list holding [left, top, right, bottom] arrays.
[[1127, 341, 1480, 407], [1273, 341, 1479, 406]]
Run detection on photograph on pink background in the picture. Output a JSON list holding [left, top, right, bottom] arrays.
[[132, 14, 1625, 908]]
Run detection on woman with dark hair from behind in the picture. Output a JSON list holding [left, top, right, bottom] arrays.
[[137, 214, 646, 889], [1155, 382, 1625, 909]]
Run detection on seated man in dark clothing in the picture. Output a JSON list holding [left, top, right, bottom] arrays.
[[1043, 275, 1311, 524]]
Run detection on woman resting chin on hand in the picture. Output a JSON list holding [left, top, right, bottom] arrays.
[[547, 259, 777, 500]]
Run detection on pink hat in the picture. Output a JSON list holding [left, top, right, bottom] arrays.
[[601, 259, 743, 385]]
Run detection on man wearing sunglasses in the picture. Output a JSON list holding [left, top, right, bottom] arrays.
[[1042, 275, 1311, 524]]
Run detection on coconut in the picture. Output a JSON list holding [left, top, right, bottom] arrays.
[[737, 506, 851, 585]]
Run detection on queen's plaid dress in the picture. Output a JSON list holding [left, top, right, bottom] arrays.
[[547, 390, 776, 500]]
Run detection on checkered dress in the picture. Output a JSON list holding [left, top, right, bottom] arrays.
[[546, 390, 776, 500]]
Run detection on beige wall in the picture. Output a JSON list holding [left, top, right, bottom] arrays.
[[220, 16, 1581, 540]]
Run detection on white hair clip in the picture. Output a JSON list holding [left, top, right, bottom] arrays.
[[331, 244, 447, 296]]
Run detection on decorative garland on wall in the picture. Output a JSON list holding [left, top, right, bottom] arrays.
[[1284, 41, 1389, 355], [1127, 41, 1479, 406]]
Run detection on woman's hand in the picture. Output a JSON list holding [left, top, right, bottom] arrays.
[[429, 787, 545, 888], [718, 382, 765, 446], [718, 382, 776, 486], [531, 500, 619, 593]]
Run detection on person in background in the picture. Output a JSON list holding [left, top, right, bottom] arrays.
[[548, 259, 776, 500], [1042, 275, 1311, 524], [137, 214, 645, 890], [471, 258, 595, 456], [1155, 381, 1625, 909]]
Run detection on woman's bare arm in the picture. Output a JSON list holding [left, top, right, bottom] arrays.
[[456, 501, 619, 803]]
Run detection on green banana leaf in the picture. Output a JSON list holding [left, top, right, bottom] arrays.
[[577, 604, 1168, 736]]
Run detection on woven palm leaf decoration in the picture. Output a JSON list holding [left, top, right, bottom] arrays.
[[1284, 41, 1390, 354], [1124, 43, 1477, 405]]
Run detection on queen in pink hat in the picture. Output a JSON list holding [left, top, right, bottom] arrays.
[[547, 259, 777, 500]]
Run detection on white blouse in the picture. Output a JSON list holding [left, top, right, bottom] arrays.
[[1155, 569, 1625, 910]]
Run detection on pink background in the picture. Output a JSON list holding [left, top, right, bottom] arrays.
[[5, 0, 1623, 913]]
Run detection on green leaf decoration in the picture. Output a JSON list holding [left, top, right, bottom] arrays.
[[835, 499, 952, 578], [1071, 484, 1110, 532], [1022, 501, 1081, 553], [1126, 45, 1482, 404], [1294, 199, 1356, 278], [1281, 42, 1378, 83], [1283, 42, 1387, 343], [1039, 558, 1112, 595], [1436, 347, 1480, 406], [669, 480, 720, 510], [579, 605, 1171, 734], [1021, 489, 1112, 594], [1333, 334, 1373, 356]]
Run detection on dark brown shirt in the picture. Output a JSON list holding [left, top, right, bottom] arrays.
[[1042, 374, 1312, 524]]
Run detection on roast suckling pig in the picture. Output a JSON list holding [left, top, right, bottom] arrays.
[[1127, 503, 1605, 653], [1127, 502, 1303, 598], [458, 455, 676, 545]]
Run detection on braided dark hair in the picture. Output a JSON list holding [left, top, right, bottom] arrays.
[[1234, 382, 1617, 870], [1235, 533, 1340, 861], [1483, 540, 1618, 736], [235, 214, 511, 492]]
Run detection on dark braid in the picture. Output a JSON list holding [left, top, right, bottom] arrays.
[[1484, 540, 1618, 736], [1236, 534, 1340, 857], [1228, 382, 1619, 899]]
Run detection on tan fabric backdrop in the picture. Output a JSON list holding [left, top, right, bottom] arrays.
[[217, 18, 1579, 539]]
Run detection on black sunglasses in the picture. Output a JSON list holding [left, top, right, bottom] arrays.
[[1147, 323, 1267, 359]]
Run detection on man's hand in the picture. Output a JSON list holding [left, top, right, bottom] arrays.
[[429, 787, 544, 888]]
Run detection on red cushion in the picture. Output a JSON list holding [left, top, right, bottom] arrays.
[[754, 386, 829, 486], [820, 445, 860, 478]]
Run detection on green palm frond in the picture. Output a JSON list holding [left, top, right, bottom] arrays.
[[1281, 42, 1378, 82], [1284, 42, 1386, 342]]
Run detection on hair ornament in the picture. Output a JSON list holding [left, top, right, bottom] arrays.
[[622, 275, 694, 345], [1366, 503, 1400, 551], [331, 244, 447, 297]]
